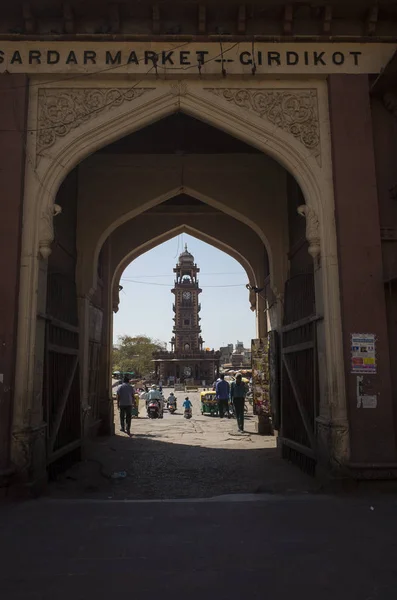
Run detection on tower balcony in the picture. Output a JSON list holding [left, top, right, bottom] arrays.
[[153, 349, 221, 360]]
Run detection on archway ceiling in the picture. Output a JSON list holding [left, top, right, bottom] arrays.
[[97, 113, 262, 156], [146, 194, 214, 211]]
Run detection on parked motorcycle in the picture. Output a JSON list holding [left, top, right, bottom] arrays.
[[147, 400, 163, 419], [184, 407, 192, 419]]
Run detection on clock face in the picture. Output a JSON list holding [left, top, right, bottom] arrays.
[[182, 291, 191, 300]]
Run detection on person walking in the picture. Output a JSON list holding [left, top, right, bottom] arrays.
[[117, 375, 136, 436], [230, 373, 248, 433], [216, 373, 230, 418]]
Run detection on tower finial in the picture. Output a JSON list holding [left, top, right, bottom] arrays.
[[185, 243, 188, 252]]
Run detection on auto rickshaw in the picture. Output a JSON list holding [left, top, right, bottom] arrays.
[[200, 390, 219, 416]]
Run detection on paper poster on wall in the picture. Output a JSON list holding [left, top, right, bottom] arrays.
[[351, 333, 377, 375], [356, 375, 378, 409]]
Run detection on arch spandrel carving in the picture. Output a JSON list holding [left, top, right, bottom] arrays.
[[36, 87, 154, 159], [205, 88, 321, 165]]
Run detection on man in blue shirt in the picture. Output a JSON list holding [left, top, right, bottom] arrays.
[[216, 373, 230, 418]]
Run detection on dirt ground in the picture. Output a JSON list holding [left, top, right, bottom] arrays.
[[48, 389, 319, 500]]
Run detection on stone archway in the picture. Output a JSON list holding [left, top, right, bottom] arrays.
[[13, 77, 348, 471]]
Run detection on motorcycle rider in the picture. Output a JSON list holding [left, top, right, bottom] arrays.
[[182, 396, 193, 417], [167, 392, 177, 410], [147, 384, 163, 416]]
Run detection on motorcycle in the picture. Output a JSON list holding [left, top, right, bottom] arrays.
[[167, 401, 177, 414], [147, 400, 163, 419], [184, 407, 192, 419]]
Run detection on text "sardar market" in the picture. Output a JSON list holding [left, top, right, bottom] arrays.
[[0, 48, 363, 67]]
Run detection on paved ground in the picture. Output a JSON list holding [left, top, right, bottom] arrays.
[[2, 389, 397, 598], [2, 495, 397, 599], [49, 389, 318, 499]]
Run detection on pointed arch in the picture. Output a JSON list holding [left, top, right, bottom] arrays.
[[110, 223, 259, 313]]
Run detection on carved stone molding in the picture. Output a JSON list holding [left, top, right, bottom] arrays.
[[37, 87, 153, 157], [272, 286, 284, 304], [12, 423, 47, 472], [39, 203, 62, 259], [205, 88, 321, 164], [297, 204, 321, 258], [170, 80, 188, 96], [249, 288, 256, 312]]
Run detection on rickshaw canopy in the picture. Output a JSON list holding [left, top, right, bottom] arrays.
[[200, 390, 217, 401]]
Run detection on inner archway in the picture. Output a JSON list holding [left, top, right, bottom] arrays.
[[103, 233, 307, 500]]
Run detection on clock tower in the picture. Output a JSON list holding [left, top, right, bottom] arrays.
[[153, 245, 219, 385], [171, 245, 204, 354]]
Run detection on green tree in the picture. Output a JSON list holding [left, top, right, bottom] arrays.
[[112, 335, 164, 378]]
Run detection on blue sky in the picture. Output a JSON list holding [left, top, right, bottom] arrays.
[[113, 233, 256, 350]]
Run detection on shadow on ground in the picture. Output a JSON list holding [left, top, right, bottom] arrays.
[[48, 430, 319, 500]]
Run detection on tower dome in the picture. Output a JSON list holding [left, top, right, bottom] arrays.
[[178, 244, 194, 265]]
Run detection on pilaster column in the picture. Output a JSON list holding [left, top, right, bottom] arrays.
[[296, 204, 341, 466], [98, 240, 114, 435], [328, 75, 396, 466], [77, 292, 93, 433], [0, 75, 35, 484], [12, 257, 48, 490]]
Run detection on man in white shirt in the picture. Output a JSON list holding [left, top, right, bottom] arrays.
[[147, 385, 163, 415], [116, 376, 136, 436]]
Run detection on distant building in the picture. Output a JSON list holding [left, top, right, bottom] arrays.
[[231, 344, 245, 368], [244, 349, 252, 364], [221, 341, 251, 371], [219, 344, 233, 366]]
